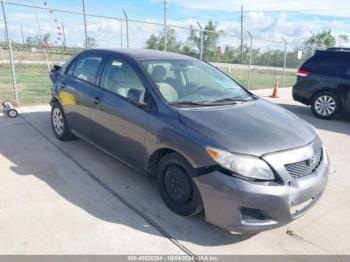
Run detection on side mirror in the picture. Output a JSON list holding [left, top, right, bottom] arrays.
[[53, 64, 62, 71], [49, 64, 62, 83], [127, 88, 147, 107]]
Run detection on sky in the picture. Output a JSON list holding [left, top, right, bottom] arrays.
[[2, 0, 350, 49]]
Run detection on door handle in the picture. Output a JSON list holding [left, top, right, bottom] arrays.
[[92, 96, 101, 105]]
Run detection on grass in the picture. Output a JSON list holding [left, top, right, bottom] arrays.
[[0, 64, 297, 105], [219, 67, 296, 90], [0, 64, 52, 105]]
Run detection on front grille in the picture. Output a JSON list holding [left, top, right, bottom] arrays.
[[285, 149, 323, 178]]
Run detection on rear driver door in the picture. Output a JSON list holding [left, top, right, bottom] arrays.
[[59, 53, 104, 138]]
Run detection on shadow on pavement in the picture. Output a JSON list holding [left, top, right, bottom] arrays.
[[278, 103, 350, 136], [1, 111, 254, 248]]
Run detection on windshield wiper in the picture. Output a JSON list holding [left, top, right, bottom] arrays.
[[169, 100, 215, 107], [207, 97, 251, 104]]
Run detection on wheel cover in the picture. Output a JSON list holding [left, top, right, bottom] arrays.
[[315, 95, 336, 116], [164, 166, 192, 205], [52, 107, 64, 135], [8, 109, 17, 118]]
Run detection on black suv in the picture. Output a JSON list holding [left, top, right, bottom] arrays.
[[293, 48, 350, 119]]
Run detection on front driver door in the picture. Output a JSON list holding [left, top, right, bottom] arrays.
[[89, 56, 150, 170]]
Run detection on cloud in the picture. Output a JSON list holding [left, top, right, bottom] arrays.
[[151, 0, 350, 17]]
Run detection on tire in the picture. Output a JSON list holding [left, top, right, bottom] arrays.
[[51, 101, 75, 141], [157, 153, 203, 216], [7, 109, 18, 118], [311, 91, 340, 120]]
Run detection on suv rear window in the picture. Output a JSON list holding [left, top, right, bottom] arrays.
[[303, 51, 350, 76]]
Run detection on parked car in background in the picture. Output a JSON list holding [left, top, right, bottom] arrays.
[[293, 48, 350, 119], [49, 48, 329, 233]]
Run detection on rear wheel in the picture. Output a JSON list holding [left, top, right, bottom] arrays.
[[157, 153, 203, 216], [311, 92, 340, 119], [51, 101, 75, 141]]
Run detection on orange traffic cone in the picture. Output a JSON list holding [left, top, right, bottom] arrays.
[[270, 77, 279, 98]]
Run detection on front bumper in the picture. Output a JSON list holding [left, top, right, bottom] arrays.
[[193, 139, 330, 233]]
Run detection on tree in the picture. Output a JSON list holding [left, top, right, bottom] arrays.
[[43, 33, 51, 43], [338, 34, 348, 46], [145, 28, 181, 52], [304, 30, 336, 48], [184, 20, 220, 60], [25, 33, 51, 48], [87, 37, 97, 48]]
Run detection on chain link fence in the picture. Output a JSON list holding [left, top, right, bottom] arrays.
[[1, 0, 323, 105]]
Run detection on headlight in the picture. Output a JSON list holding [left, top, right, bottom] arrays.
[[207, 147, 275, 181]]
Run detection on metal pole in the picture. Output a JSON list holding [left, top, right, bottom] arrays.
[[240, 5, 243, 63], [247, 31, 253, 89], [163, 0, 167, 51], [120, 19, 123, 48], [62, 22, 66, 49], [33, 1, 50, 72], [20, 24, 25, 45], [3, 23, 7, 44], [82, 0, 88, 48], [282, 37, 287, 88], [1, 0, 19, 104], [197, 21, 203, 60], [122, 9, 129, 48]]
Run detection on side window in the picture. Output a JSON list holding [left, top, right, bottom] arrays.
[[100, 57, 145, 99], [72, 54, 103, 84], [66, 59, 76, 75]]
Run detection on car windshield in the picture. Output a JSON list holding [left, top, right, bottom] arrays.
[[141, 59, 252, 106]]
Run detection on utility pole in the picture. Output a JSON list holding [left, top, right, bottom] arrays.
[[20, 24, 25, 45], [240, 5, 243, 63], [82, 0, 88, 48], [33, 0, 50, 72], [62, 22, 66, 49], [163, 0, 167, 51]]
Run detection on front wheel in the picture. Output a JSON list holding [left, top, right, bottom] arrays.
[[157, 153, 203, 216], [51, 102, 75, 141], [311, 92, 340, 120]]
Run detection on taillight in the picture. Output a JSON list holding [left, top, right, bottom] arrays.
[[297, 69, 310, 77]]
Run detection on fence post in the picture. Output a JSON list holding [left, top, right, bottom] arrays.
[[120, 20, 123, 48], [1, 0, 19, 104], [82, 0, 88, 48], [247, 31, 253, 89], [282, 37, 287, 88], [197, 22, 203, 60], [122, 9, 129, 48], [163, 0, 167, 51]]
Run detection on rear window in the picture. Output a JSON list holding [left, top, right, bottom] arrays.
[[72, 54, 103, 84], [302, 51, 350, 76]]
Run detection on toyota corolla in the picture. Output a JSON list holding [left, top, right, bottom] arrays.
[[49, 48, 329, 233]]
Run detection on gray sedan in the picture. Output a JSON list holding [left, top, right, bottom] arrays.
[[49, 48, 329, 233]]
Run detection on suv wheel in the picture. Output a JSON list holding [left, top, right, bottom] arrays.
[[311, 92, 340, 119], [157, 153, 203, 216], [51, 102, 75, 141]]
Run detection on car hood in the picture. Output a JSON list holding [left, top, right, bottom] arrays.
[[177, 99, 316, 156]]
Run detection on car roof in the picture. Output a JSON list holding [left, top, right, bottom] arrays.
[[85, 48, 197, 61], [315, 49, 350, 56]]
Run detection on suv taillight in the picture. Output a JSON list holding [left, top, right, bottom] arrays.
[[297, 69, 310, 77]]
